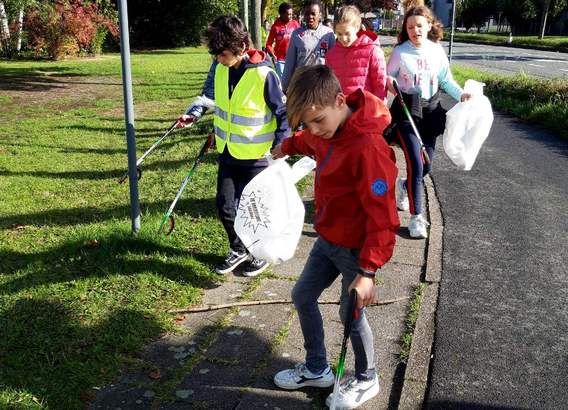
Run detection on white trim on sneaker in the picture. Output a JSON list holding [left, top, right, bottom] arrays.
[[274, 363, 334, 390], [325, 375, 380, 409]]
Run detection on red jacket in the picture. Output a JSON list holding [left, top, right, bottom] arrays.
[[325, 31, 387, 102], [265, 18, 300, 61], [281, 90, 399, 271]]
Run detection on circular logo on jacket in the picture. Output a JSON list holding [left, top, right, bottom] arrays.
[[371, 179, 387, 196]]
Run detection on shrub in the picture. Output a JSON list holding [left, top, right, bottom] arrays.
[[24, 0, 118, 59]]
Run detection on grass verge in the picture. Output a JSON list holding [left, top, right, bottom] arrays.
[[0, 47, 228, 409], [400, 283, 427, 363], [451, 32, 568, 53]]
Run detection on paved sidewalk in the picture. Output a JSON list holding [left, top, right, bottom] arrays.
[[90, 148, 440, 410]]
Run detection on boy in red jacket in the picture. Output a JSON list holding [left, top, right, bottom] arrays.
[[271, 65, 399, 409], [265, 2, 300, 78]]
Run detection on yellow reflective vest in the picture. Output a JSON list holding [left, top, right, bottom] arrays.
[[213, 63, 277, 160]]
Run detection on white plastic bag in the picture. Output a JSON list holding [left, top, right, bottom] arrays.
[[234, 156, 316, 264], [443, 79, 494, 171]]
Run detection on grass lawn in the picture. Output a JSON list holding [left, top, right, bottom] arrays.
[[452, 32, 568, 52], [0, 48, 230, 409]]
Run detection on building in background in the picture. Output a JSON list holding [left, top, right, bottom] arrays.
[[431, 0, 452, 26]]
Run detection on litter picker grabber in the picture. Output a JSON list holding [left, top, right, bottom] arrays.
[[329, 289, 358, 410], [118, 119, 186, 184], [391, 80, 431, 165], [158, 133, 214, 236]]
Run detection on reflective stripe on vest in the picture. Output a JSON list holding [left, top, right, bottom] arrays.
[[213, 64, 277, 160]]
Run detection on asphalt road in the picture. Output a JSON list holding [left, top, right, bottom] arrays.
[[380, 35, 568, 79], [425, 101, 568, 408]]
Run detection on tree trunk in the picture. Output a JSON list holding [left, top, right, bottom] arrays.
[[16, 8, 23, 51], [240, 0, 249, 31], [0, 1, 10, 43], [539, 0, 551, 39], [250, 0, 262, 50]]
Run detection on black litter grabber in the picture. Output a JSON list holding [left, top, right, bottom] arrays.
[[391, 80, 431, 165], [329, 289, 358, 410], [118, 119, 188, 184], [158, 133, 214, 236]]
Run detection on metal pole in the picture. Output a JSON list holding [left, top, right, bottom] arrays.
[[117, 0, 141, 234], [448, 0, 456, 63]]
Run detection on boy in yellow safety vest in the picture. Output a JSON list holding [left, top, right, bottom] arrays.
[[177, 15, 290, 277]]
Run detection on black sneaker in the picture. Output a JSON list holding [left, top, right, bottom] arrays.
[[215, 250, 249, 274], [242, 257, 269, 277]]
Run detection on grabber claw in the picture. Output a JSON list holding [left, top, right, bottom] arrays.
[[166, 215, 175, 236], [117, 166, 142, 184]]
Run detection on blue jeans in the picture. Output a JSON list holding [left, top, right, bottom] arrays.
[[291, 237, 375, 380], [274, 61, 285, 79]]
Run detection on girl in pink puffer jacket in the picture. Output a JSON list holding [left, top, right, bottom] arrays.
[[325, 5, 387, 103]]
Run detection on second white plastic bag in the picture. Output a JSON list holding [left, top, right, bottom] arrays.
[[234, 156, 316, 265], [443, 79, 494, 171]]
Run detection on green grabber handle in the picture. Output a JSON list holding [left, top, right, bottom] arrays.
[[330, 289, 358, 410], [158, 134, 214, 236], [118, 119, 185, 184], [391, 80, 431, 165]]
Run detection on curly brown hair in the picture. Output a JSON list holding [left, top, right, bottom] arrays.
[[205, 15, 250, 56]]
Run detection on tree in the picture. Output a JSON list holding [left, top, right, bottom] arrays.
[[459, 0, 495, 31]]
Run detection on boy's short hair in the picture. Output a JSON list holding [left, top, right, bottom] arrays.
[[278, 2, 292, 14], [205, 15, 250, 56], [303, 0, 323, 12], [286, 65, 342, 129], [334, 5, 361, 29]]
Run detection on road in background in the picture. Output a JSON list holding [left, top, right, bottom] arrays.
[[379, 35, 568, 79]]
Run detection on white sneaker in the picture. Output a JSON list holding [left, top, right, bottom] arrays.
[[325, 375, 380, 409], [397, 178, 409, 211], [408, 213, 429, 239], [274, 363, 334, 390]]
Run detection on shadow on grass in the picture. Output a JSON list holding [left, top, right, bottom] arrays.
[[0, 298, 164, 409], [0, 67, 93, 92], [0, 232, 221, 295], [0, 188, 220, 229], [0, 141, 217, 181]]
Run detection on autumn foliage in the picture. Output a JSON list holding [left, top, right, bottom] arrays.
[[25, 0, 118, 60]]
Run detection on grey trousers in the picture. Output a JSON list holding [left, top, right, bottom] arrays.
[[291, 237, 376, 380]]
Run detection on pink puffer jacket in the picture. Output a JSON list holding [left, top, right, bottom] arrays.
[[326, 31, 387, 102]]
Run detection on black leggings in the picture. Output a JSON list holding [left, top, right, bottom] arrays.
[[395, 106, 445, 215]]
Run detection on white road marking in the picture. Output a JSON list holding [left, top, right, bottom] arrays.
[[533, 59, 568, 63], [560, 69, 568, 72], [528, 63, 544, 68]]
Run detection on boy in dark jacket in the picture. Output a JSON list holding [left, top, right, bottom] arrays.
[[178, 15, 289, 277], [271, 65, 399, 409]]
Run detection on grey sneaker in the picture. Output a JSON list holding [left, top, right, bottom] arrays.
[[325, 374, 380, 409], [274, 363, 334, 390]]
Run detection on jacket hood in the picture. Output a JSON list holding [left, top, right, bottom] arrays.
[[339, 89, 391, 139], [244, 49, 271, 67], [354, 30, 380, 47]]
